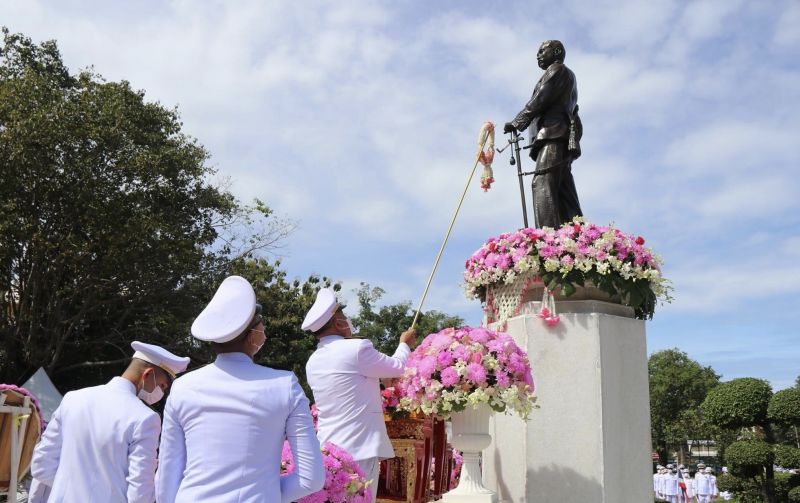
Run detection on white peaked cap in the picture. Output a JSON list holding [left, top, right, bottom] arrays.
[[301, 288, 338, 332], [131, 341, 190, 378], [191, 276, 257, 343], [704, 467, 713, 473]]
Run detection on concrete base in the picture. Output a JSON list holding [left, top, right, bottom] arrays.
[[483, 301, 652, 503]]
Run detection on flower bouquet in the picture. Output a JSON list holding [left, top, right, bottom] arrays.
[[463, 217, 672, 320], [281, 440, 372, 503], [380, 379, 409, 420], [450, 450, 463, 489], [397, 326, 535, 419]]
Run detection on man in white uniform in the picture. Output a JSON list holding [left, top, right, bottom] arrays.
[[654, 465, 663, 500], [156, 275, 325, 503], [705, 467, 719, 501], [680, 468, 694, 502], [304, 288, 416, 502], [664, 468, 679, 502], [30, 341, 189, 503], [695, 463, 711, 503]]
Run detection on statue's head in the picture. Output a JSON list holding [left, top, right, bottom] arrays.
[[537, 40, 565, 69]]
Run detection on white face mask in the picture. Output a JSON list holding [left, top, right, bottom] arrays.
[[137, 371, 164, 405]]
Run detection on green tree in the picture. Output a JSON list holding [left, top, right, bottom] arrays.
[[770, 387, 800, 452], [351, 283, 463, 356], [648, 349, 720, 463], [702, 378, 800, 503], [0, 30, 287, 389]]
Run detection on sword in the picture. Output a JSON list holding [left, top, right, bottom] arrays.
[[496, 130, 529, 228]]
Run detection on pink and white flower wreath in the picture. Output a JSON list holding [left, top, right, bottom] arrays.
[[463, 217, 672, 320], [397, 326, 535, 420]]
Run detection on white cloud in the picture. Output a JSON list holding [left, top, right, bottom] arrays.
[[5, 0, 800, 386], [696, 176, 797, 220], [774, 2, 800, 48], [664, 122, 800, 176], [564, 0, 679, 52]]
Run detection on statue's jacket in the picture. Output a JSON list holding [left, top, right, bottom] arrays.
[[511, 62, 580, 158]]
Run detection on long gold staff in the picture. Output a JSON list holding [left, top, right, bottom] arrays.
[[410, 126, 492, 330]]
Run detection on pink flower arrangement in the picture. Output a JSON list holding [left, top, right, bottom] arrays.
[[282, 440, 372, 503], [463, 217, 672, 319], [479, 173, 494, 192], [450, 450, 463, 489], [310, 403, 319, 431], [397, 326, 535, 419], [380, 380, 409, 419]]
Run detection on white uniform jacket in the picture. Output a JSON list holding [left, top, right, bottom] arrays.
[[306, 335, 410, 461], [695, 472, 710, 495], [30, 377, 160, 503], [664, 473, 679, 496], [155, 352, 324, 503], [709, 474, 718, 496]]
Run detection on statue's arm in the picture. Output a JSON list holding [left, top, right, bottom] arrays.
[[511, 65, 568, 131]]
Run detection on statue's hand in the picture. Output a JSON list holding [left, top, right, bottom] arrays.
[[503, 122, 516, 134]]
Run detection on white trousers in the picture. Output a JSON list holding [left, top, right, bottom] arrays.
[[356, 457, 379, 502], [697, 496, 711, 503]]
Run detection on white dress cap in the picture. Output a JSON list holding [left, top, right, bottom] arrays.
[[191, 275, 257, 343], [130, 341, 190, 378], [301, 288, 338, 332]]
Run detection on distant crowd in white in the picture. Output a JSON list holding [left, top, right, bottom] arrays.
[[653, 462, 721, 502]]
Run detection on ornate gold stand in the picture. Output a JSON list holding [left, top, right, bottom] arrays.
[[377, 416, 451, 502]]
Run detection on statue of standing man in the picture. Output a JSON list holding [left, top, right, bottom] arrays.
[[504, 40, 583, 229]]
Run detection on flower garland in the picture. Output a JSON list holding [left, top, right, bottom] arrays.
[[281, 441, 372, 503], [477, 122, 495, 191], [397, 326, 535, 420], [463, 217, 672, 320], [380, 379, 408, 419], [538, 288, 560, 327]]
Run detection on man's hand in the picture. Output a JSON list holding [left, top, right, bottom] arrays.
[[399, 328, 416, 347], [503, 122, 516, 134]]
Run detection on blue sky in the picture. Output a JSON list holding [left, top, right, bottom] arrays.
[[6, 0, 799, 389]]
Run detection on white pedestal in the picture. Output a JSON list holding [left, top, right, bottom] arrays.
[[483, 301, 652, 503], [443, 405, 498, 503]]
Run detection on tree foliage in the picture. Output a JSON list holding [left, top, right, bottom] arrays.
[[0, 29, 287, 389], [702, 378, 773, 430], [775, 473, 800, 502], [351, 283, 463, 357], [648, 349, 719, 460], [774, 445, 800, 470], [700, 378, 800, 503], [726, 440, 774, 473], [769, 387, 800, 425]]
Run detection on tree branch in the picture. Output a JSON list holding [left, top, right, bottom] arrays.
[[54, 357, 129, 375]]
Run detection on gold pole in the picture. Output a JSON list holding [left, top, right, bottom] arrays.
[[411, 132, 490, 329]]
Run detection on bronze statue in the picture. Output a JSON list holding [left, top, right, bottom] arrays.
[[504, 40, 583, 229]]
